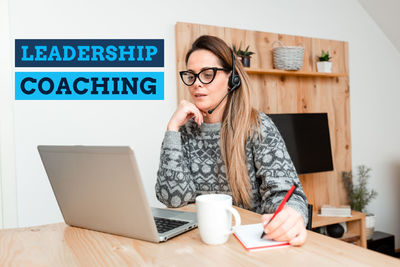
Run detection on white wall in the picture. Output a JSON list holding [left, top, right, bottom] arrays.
[[7, 0, 400, 247], [0, 0, 18, 228]]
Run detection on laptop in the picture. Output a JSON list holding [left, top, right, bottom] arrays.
[[37, 145, 197, 243]]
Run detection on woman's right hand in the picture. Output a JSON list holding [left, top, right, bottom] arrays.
[[167, 100, 205, 131]]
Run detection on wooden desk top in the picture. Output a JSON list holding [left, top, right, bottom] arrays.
[[0, 205, 398, 267]]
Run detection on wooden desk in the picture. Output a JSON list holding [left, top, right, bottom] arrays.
[[0, 205, 398, 267]]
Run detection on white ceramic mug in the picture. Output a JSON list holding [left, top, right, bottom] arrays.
[[195, 194, 241, 245]]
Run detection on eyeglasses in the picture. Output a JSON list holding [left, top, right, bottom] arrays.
[[179, 67, 228, 86]]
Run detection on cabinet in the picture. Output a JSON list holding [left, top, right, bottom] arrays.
[[312, 211, 367, 248], [367, 231, 395, 256]]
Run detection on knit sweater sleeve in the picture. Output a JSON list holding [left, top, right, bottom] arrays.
[[254, 113, 308, 225], [155, 130, 196, 208]]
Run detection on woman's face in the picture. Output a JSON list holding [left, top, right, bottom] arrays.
[[186, 49, 230, 112]]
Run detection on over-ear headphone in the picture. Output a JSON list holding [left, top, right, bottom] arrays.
[[228, 50, 241, 92], [207, 49, 242, 115]]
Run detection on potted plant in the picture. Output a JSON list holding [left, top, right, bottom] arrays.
[[316, 50, 332, 73], [342, 165, 378, 239], [233, 44, 255, 67]]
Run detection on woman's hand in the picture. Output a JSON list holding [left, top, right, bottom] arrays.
[[261, 206, 307, 246], [167, 100, 206, 131]]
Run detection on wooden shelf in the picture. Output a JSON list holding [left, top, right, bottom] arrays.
[[244, 67, 348, 78], [312, 210, 365, 228], [311, 210, 366, 248], [339, 232, 361, 243]]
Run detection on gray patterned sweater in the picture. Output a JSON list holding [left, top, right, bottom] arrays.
[[155, 112, 308, 224]]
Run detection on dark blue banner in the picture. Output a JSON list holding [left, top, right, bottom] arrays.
[[15, 39, 164, 67]]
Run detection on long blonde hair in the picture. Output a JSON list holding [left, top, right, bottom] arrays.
[[185, 35, 260, 208]]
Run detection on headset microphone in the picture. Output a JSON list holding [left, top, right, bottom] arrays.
[[207, 89, 232, 114], [207, 50, 241, 115]]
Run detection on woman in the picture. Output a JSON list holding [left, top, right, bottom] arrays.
[[155, 35, 308, 246]]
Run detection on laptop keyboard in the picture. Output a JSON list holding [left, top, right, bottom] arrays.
[[154, 217, 189, 233]]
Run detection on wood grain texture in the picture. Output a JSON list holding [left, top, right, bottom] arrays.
[[244, 68, 348, 77], [175, 22, 352, 213], [0, 205, 398, 266], [312, 210, 365, 228]]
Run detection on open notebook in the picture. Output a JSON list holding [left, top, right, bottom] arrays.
[[233, 223, 290, 252]]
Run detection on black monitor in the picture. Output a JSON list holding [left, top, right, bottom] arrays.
[[267, 113, 334, 175]]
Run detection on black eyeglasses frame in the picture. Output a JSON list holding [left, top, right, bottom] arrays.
[[179, 67, 229, 86]]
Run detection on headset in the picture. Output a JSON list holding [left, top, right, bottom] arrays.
[[228, 49, 241, 92], [208, 49, 242, 114]]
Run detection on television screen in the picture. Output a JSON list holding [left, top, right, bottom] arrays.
[[267, 113, 334, 175]]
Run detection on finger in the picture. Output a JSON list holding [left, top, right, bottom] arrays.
[[184, 112, 195, 125], [273, 220, 302, 242], [266, 206, 303, 235], [193, 109, 201, 125], [289, 227, 307, 246], [261, 214, 273, 236], [196, 109, 203, 125], [185, 103, 201, 124], [265, 208, 290, 234], [184, 105, 199, 124], [266, 213, 298, 240], [192, 105, 203, 125], [261, 214, 273, 226], [194, 111, 199, 125]]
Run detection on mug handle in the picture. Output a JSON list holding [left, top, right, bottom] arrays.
[[225, 206, 241, 235]]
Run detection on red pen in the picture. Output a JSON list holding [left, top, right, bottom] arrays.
[[260, 184, 298, 239]]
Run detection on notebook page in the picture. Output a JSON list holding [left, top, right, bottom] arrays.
[[233, 223, 289, 251]]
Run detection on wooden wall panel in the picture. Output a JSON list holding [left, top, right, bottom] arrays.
[[175, 22, 351, 212]]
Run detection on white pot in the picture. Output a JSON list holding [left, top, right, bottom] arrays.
[[317, 61, 332, 73], [365, 214, 376, 240]]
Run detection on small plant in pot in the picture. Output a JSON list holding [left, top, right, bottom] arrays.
[[316, 50, 332, 73], [233, 44, 255, 68], [342, 165, 378, 240]]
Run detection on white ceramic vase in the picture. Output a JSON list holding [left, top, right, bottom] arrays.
[[365, 214, 376, 240], [317, 61, 332, 73]]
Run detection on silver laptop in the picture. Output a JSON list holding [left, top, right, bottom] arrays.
[[37, 145, 197, 243]]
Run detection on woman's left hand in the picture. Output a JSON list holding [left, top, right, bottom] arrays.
[[261, 206, 307, 246]]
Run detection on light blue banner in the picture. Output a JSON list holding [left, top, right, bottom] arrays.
[[15, 72, 164, 100]]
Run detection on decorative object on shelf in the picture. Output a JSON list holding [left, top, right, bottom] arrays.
[[272, 40, 304, 70], [317, 50, 332, 73], [342, 165, 378, 240], [339, 222, 347, 233], [365, 215, 376, 240], [320, 205, 351, 217], [232, 44, 255, 67], [312, 226, 327, 235], [326, 223, 345, 238]]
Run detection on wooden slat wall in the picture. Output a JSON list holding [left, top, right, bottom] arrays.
[[175, 22, 351, 211]]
